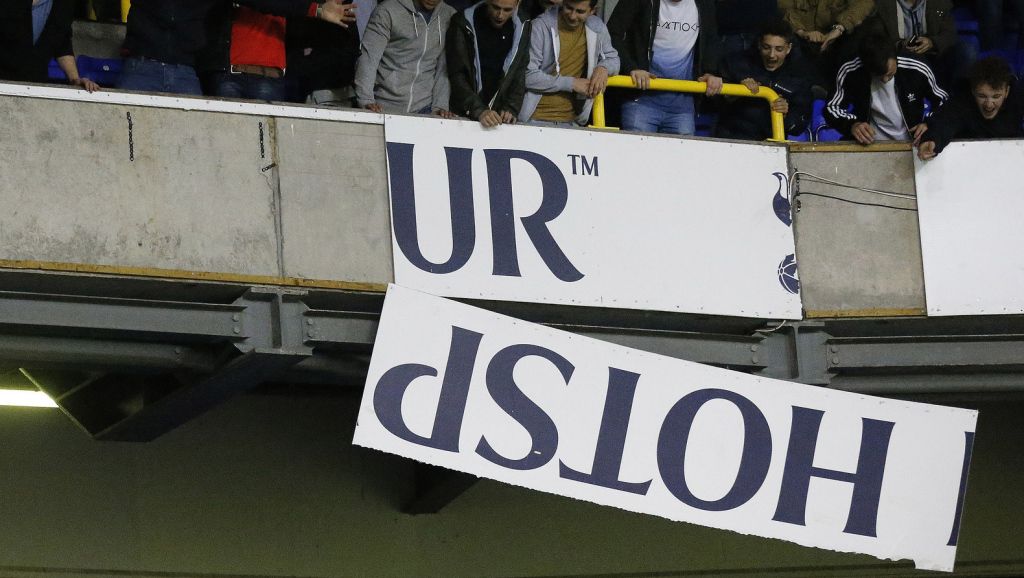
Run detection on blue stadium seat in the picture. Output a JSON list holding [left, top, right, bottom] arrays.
[[47, 58, 65, 81], [695, 112, 717, 137], [77, 56, 123, 86], [953, 6, 980, 34]]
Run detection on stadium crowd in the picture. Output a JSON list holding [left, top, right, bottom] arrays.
[[3, 0, 1024, 157]]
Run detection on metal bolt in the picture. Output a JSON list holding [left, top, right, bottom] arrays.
[[752, 356, 759, 364], [829, 345, 838, 353], [307, 330, 315, 337], [306, 319, 314, 325], [233, 327, 241, 334], [831, 356, 840, 364], [750, 344, 759, 352], [174, 347, 182, 354], [232, 314, 240, 322]]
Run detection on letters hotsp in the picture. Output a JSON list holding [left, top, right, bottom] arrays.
[[386, 142, 584, 282], [372, 324, 973, 544]]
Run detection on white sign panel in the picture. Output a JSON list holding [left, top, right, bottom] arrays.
[[355, 285, 977, 572], [915, 140, 1024, 315], [384, 116, 801, 319]]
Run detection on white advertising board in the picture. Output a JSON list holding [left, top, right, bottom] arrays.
[[384, 116, 801, 319], [354, 285, 977, 572], [915, 140, 1024, 315]]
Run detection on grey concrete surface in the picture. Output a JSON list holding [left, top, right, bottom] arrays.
[[790, 150, 926, 315], [0, 96, 280, 276], [275, 117, 394, 284]]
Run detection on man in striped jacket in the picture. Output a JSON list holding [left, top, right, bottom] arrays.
[[824, 38, 948, 144]]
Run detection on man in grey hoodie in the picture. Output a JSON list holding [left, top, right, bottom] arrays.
[[355, 0, 457, 115], [519, 0, 620, 126]]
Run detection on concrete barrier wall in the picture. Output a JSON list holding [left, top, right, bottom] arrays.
[[0, 90, 931, 317]]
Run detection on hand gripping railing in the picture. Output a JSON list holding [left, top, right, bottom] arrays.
[[592, 76, 787, 142]]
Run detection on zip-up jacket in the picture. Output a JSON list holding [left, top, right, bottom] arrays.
[[446, 2, 530, 120], [717, 48, 813, 140], [520, 7, 621, 125], [607, 0, 721, 90], [824, 55, 948, 137], [866, 0, 957, 55], [355, 0, 456, 113], [0, 0, 75, 83], [919, 81, 1024, 154]]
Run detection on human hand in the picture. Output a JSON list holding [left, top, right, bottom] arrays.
[[909, 36, 934, 54], [479, 109, 502, 127], [71, 77, 100, 92], [699, 74, 723, 96], [851, 121, 875, 145], [434, 109, 457, 119], [804, 30, 826, 43], [911, 123, 928, 144], [820, 28, 842, 51], [588, 66, 609, 97], [320, 0, 357, 27], [771, 97, 789, 114], [630, 69, 654, 90], [740, 77, 761, 94], [917, 140, 937, 160], [572, 77, 590, 96], [363, 102, 384, 113], [499, 110, 516, 124]]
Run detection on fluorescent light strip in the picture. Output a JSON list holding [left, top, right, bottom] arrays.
[[0, 389, 57, 408]]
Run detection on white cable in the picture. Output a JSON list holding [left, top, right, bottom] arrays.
[[792, 171, 918, 201]]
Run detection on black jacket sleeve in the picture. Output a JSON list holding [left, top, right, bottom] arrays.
[[607, 0, 644, 74], [446, 14, 489, 119]]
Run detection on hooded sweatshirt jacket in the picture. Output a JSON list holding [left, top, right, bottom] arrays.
[[355, 0, 456, 113], [520, 7, 621, 125], [446, 2, 530, 120]]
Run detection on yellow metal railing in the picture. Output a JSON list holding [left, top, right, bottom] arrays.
[[592, 76, 787, 142]]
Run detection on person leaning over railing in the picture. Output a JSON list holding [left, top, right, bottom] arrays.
[[824, 37, 948, 145], [779, 0, 874, 88], [519, 0, 620, 127], [607, 0, 723, 135], [354, 0, 456, 116], [446, 0, 531, 127], [0, 0, 100, 92], [117, 0, 353, 96], [917, 56, 1023, 160], [716, 18, 812, 140]]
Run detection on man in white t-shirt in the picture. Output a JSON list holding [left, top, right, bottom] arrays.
[[824, 38, 948, 144], [608, 0, 722, 135]]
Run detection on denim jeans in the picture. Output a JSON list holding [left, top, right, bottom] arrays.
[[211, 71, 285, 101], [525, 119, 579, 128], [116, 57, 202, 95], [621, 99, 695, 135]]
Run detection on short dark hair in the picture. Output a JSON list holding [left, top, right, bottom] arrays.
[[859, 36, 897, 77], [969, 56, 1015, 90], [757, 18, 794, 44], [563, 0, 598, 8]]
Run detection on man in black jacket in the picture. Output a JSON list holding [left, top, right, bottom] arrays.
[[116, 0, 353, 96], [824, 38, 948, 144], [607, 0, 723, 135], [917, 56, 1023, 159], [716, 18, 812, 140], [0, 0, 99, 91], [446, 0, 531, 127]]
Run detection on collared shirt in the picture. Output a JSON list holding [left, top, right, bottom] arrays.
[[32, 0, 54, 45], [896, 0, 928, 39]]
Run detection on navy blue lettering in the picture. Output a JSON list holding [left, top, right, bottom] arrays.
[[947, 431, 975, 546], [475, 344, 574, 470], [559, 368, 652, 494], [372, 326, 483, 451], [657, 389, 772, 511], [387, 142, 476, 274], [772, 407, 894, 537], [484, 149, 584, 282]]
